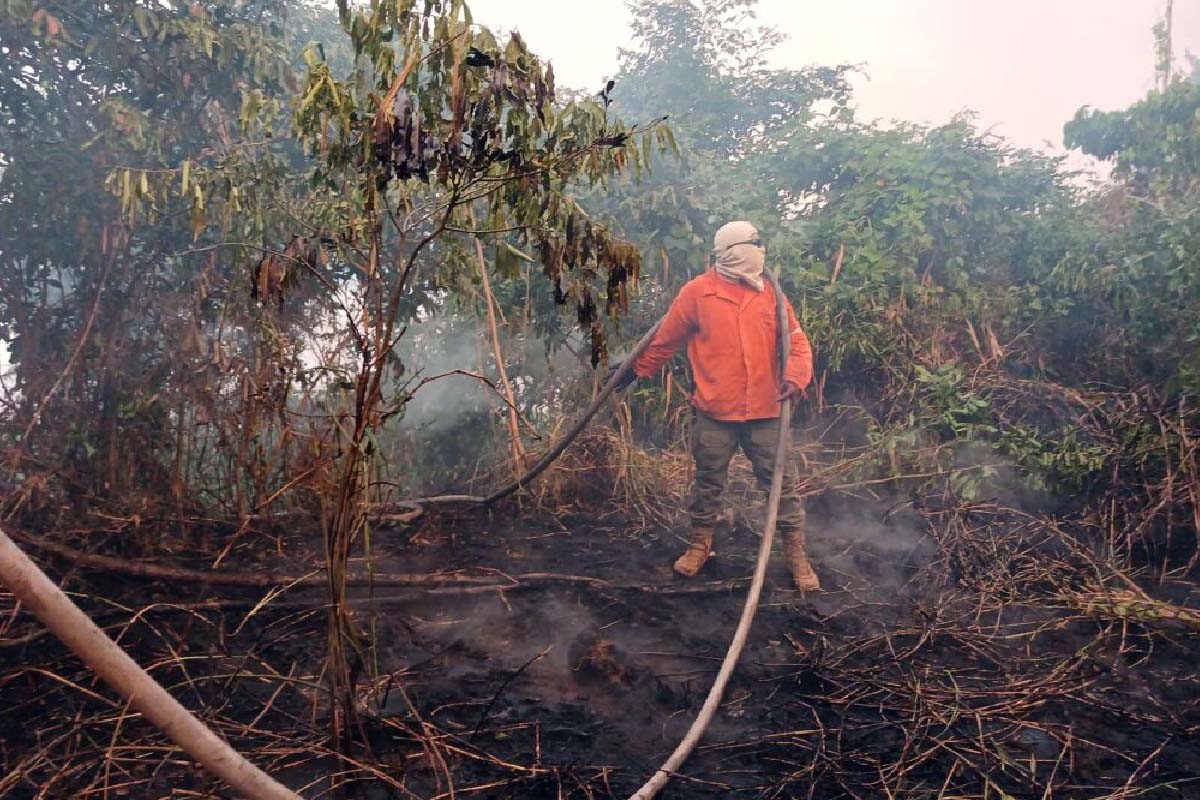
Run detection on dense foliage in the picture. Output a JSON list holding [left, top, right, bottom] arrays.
[[0, 0, 668, 751], [581, 1, 1200, 570], [0, 1, 306, 507]]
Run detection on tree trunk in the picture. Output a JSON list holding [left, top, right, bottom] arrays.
[[470, 211, 526, 475]]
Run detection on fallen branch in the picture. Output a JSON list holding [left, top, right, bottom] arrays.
[[11, 529, 496, 588], [1063, 584, 1200, 631], [7, 528, 754, 597]]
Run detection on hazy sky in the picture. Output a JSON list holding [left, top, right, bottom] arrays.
[[466, 0, 1199, 156]]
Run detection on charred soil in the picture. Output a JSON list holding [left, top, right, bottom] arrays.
[[2, 493, 1199, 799]]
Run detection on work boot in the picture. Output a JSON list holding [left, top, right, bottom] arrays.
[[674, 526, 714, 577], [782, 530, 821, 592]]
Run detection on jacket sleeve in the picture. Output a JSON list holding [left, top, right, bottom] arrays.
[[632, 283, 698, 377], [782, 296, 814, 391]]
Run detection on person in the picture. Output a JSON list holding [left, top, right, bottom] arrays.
[[613, 221, 819, 591]]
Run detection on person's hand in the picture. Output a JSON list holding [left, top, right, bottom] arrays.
[[607, 360, 638, 391], [777, 381, 801, 402]]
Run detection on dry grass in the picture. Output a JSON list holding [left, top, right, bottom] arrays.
[[525, 403, 692, 532], [3, 393, 1199, 799]]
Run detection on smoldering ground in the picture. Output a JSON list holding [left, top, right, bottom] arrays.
[[6, 441, 1197, 799], [329, 455, 1198, 800]]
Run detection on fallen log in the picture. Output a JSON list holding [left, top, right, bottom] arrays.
[[10, 529, 495, 588], [7, 528, 753, 597]]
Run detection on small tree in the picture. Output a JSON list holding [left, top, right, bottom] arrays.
[[287, 0, 663, 755]]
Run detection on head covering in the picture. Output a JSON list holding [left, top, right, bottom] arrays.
[[713, 220, 765, 291]]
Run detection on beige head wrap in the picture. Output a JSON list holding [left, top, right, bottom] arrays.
[[713, 220, 765, 291]]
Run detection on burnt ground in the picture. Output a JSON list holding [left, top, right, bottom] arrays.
[[2, 489, 1199, 799]]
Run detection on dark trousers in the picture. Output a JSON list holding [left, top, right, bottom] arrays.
[[688, 411, 806, 535]]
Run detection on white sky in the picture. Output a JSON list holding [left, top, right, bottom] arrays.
[[467, 0, 1200, 156]]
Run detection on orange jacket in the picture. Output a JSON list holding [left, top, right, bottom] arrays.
[[632, 270, 813, 421]]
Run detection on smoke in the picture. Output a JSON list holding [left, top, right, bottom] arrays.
[[944, 441, 1057, 513], [394, 322, 489, 432], [394, 314, 592, 433], [805, 491, 936, 600]]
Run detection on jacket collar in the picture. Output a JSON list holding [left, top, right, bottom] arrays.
[[700, 268, 768, 305]]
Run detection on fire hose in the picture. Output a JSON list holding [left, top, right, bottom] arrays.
[[397, 322, 666, 508], [451, 269, 794, 800], [0, 528, 303, 800], [0, 271, 795, 800]]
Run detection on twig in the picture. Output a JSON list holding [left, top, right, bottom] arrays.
[[469, 647, 550, 742], [13, 243, 114, 468]]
